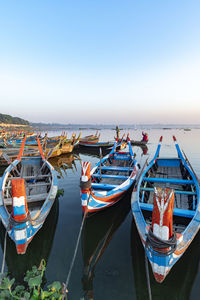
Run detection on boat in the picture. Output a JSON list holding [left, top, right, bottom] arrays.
[[0, 198, 59, 282], [81, 193, 131, 299], [0, 136, 58, 254], [131, 219, 200, 300], [131, 136, 200, 283], [78, 140, 114, 149], [79, 131, 100, 146], [43, 133, 80, 158], [131, 140, 148, 147], [131, 132, 148, 146], [80, 135, 140, 214]]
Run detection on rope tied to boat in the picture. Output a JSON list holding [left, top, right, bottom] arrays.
[[0, 228, 8, 285], [62, 189, 92, 299], [7, 212, 36, 230], [144, 229, 177, 300], [145, 228, 177, 256]]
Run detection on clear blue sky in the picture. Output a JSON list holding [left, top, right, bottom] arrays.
[[0, 0, 200, 124]]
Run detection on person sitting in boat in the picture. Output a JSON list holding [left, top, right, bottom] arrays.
[[142, 132, 148, 142]]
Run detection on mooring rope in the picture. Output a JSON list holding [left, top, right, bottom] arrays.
[[144, 241, 152, 300], [0, 228, 8, 284], [144, 229, 177, 300], [62, 190, 91, 299]]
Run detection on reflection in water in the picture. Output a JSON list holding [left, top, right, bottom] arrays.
[[0, 198, 59, 283], [81, 193, 131, 299], [49, 153, 81, 177], [131, 220, 200, 300]]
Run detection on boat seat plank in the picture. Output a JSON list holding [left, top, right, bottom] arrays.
[[92, 174, 129, 180], [143, 177, 194, 185], [91, 183, 118, 190], [141, 187, 196, 196], [113, 153, 131, 160], [100, 166, 134, 172], [4, 193, 48, 205], [156, 158, 181, 167], [8, 174, 52, 180], [139, 202, 195, 218]]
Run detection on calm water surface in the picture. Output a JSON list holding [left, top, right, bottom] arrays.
[[1, 128, 200, 300]]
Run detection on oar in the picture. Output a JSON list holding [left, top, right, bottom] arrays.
[[33, 148, 54, 182], [1, 152, 21, 176]]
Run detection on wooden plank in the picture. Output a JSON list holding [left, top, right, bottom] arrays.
[[143, 177, 194, 185], [139, 202, 195, 218], [92, 174, 129, 180], [91, 183, 118, 190], [140, 187, 196, 195], [4, 193, 48, 205], [100, 166, 134, 172]]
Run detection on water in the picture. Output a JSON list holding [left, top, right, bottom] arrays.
[[1, 128, 200, 299]]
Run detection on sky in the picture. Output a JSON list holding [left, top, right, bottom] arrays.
[[0, 0, 200, 124]]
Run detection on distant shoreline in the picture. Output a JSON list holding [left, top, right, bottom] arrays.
[[0, 123, 30, 128]]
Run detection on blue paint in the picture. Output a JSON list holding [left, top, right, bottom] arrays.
[[92, 183, 118, 190], [139, 202, 195, 218], [92, 174, 129, 180], [141, 187, 196, 195], [157, 158, 180, 167], [143, 177, 194, 185]]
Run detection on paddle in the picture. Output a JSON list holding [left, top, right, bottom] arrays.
[[33, 148, 54, 182], [1, 152, 21, 176]]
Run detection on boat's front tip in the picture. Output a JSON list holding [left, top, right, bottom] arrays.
[[151, 262, 170, 283], [153, 271, 166, 283], [16, 243, 28, 254]]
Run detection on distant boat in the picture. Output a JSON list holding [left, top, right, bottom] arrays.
[[80, 135, 140, 214], [79, 131, 100, 146], [131, 136, 200, 283], [43, 133, 81, 158], [79, 140, 115, 149], [0, 136, 58, 254]]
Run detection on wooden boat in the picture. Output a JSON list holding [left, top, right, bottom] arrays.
[[43, 133, 80, 158], [0, 198, 59, 282], [131, 219, 200, 300], [131, 136, 200, 283], [79, 131, 100, 146], [80, 135, 140, 214], [78, 140, 114, 149], [0, 136, 58, 254], [0, 148, 39, 167], [131, 132, 148, 146], [131, 140, 148, 147]]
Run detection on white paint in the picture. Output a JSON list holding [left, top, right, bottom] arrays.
[[13, 196, 25, 207], [81, 175, 89, 182], [14, 229, 26, 241], [153, 223, 169, 240], [152, 262, 169, 275], [82, 200, 88, 206]]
